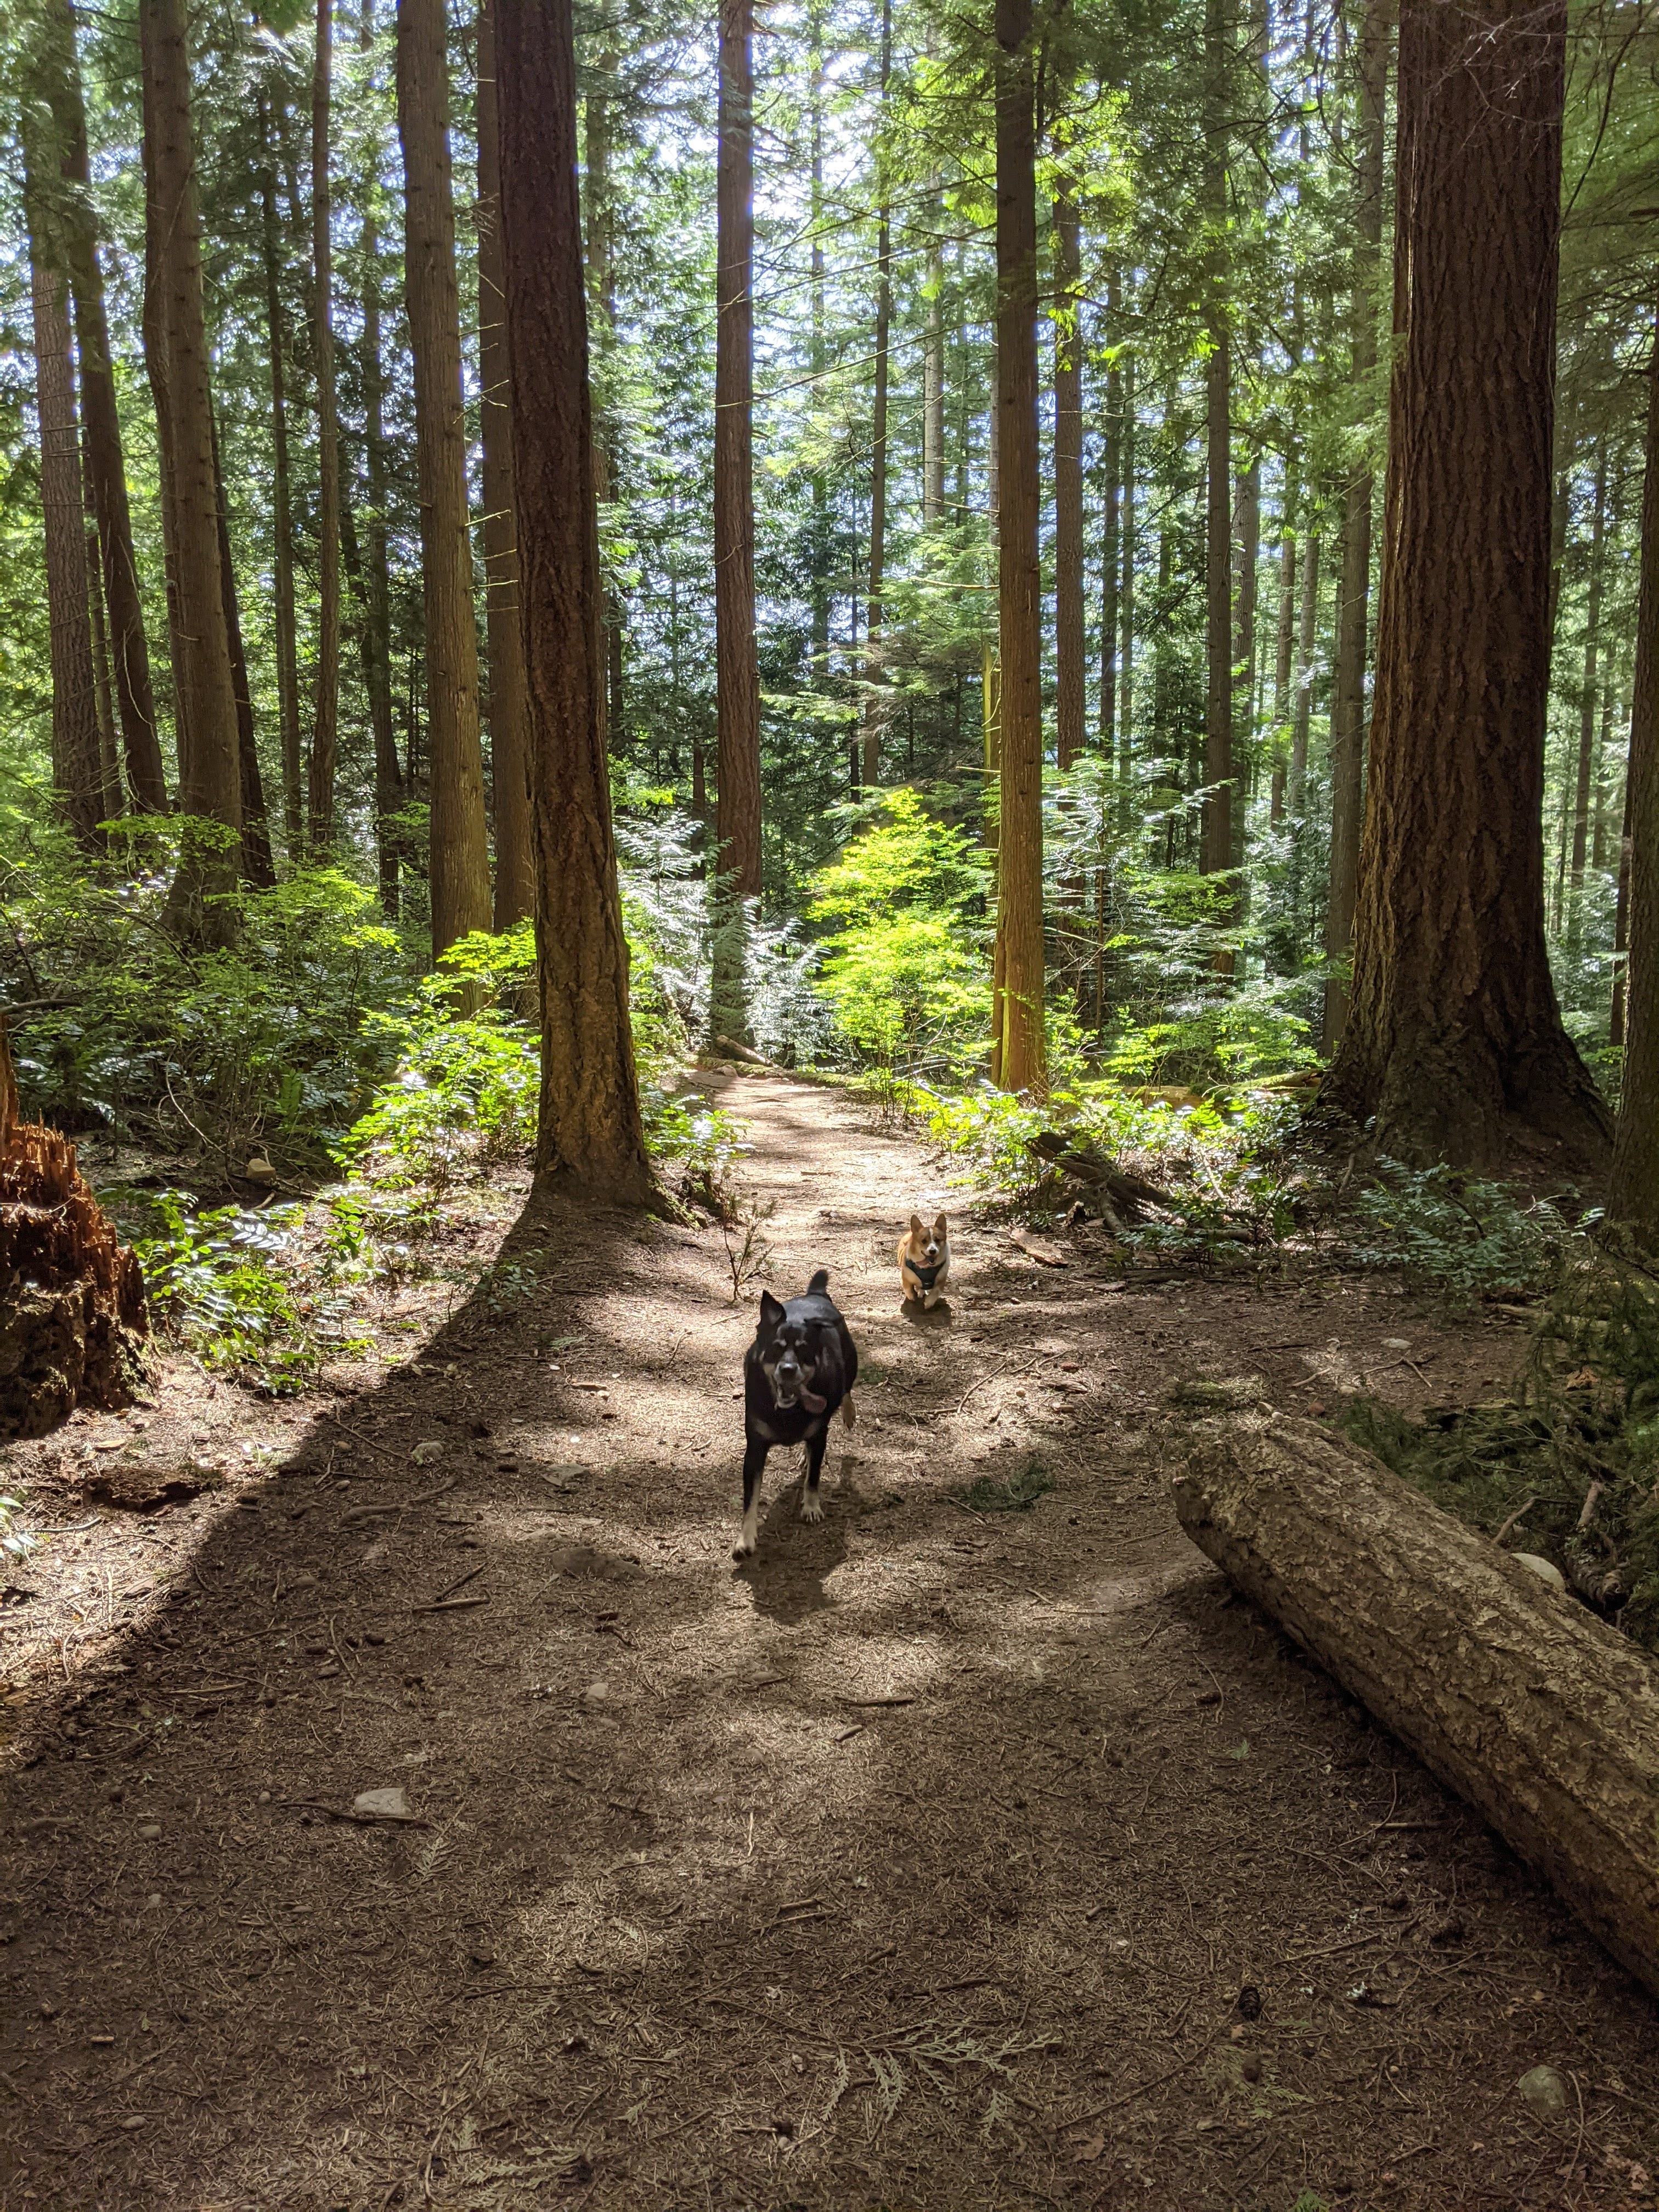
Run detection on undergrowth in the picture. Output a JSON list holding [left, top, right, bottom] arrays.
[[1339, 1254, 1659, 1655], [958, 1457, 1056, 1514]]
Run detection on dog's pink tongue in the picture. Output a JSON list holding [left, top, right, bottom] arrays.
[[799, 1387, 827, 1413]]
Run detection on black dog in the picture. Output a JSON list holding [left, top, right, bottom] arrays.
[[737, 1268, 858, 1558]]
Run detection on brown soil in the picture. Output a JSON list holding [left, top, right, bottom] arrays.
[[1, 1073, 1655, 2210]]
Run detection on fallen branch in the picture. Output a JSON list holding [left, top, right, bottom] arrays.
[[337, 1475, 456, 1527], [1171, 1405, 1659, 2002]]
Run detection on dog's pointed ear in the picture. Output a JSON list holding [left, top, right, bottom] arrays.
[[934, 1211, 949, 1238], [909, 1212, 924, 1237], [758, 1289, 785, 1329]]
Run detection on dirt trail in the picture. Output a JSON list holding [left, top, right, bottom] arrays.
[[2, 1074, 1656, 2210]]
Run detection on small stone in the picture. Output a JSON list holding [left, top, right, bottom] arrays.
[[137, 1822, 161, 1840], [1513, 1553, 1567, 1594], [1518, 2064, 1568, 2116], [119, 2114, 145, 2130], [582, 1680, 610, 1705], [145, 1893, 161, 1909], [352, 1787, 414, 1822], [411, 1441, 444, 1466], [257, 1792, 271, 1805]]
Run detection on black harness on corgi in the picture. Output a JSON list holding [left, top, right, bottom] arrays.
[[905, 1254, 946, 1291]]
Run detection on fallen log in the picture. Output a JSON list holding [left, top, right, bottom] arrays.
[[1170, 1401, 1659, 2002], [0, 1019, 149, 1436]]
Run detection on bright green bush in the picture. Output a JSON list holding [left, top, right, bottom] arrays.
[[809, 788, 990, 1071]]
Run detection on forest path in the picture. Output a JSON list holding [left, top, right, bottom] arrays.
[[3, 1072, 1657, 2209]]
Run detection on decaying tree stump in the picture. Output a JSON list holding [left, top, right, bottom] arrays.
[[1171, 1402, 1659, 2002], [0, 1019, 149, 1436]]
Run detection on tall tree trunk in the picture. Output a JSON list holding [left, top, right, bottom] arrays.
[[1099, 266, 1121, 760], [1607, 315, 1659, 1233], [140, 0, 242, 933], [1234, 448, 1260, 869], [24, 156, 105, 851], [1118, 349, 1136, 822], [478, 0, 533, 928], [1200, 0, 1233, 896], [1271, 496, 1295, 825], [356, 5, 404, 918], [584, 28, 626, 748], [397, 0, 492, 960], [40, 0, 166, 816], [84, 449, 122, 819], [309, 0, 340, 851], [258, 104, 303, 865], [1323, 0, 1386, 1050], [862, 0, 893, 792], [713, 0, 764, 1039], [923, 198, 945, 526], [992, 0, 1045, 1096], [1053, 175, 1085, 774], [1324, 0, 1607, 1168], [210, 406, 275, 887], [808, 15, 830, 685], [1568, 452, 1608, 940], [494, 0, 654, 1207]]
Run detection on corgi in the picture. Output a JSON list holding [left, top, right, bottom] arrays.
[[897, 1211, 951, 1308]]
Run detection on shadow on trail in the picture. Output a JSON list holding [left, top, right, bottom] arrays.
[[1, 1152, 1656, 2211]]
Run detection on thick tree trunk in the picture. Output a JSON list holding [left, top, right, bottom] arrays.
[[808, 20, 830, 686], [258, 109, 303, 866], [397, 0, 493, 961], [1172, 1404, 1659, 2005], [992, 0, 1044, 1095], [309, 0, 340, 851], [494, 0, 655, 1207], [140, 0, 242, 935], [1233, 448, 1259, 871], [1053, 179, 1085, 776], [1607, 314, 1659, 1237], [1290, 527, 1317, 817], [713, 0, 764, 1040], [1323, 0, 1607, 1168], [478, 0, 533, 929], [584, 29, 626, 749], [1, 1023, 149, 1437], [210, 407, 275, 888], [42, 0, 166, 816], [1324, 0, 1388, 1049], [24, 174, 105, 851]]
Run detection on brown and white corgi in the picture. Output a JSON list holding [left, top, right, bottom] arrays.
[[897, 1212, 951, 1308]]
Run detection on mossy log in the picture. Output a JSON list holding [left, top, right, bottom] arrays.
[[0, 1019, 149, 1436], [1171, 1404, 1659, 2001]]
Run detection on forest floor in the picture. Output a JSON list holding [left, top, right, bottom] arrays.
[[2, 1072, 1657, 2212]]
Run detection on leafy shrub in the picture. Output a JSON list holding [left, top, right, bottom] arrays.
[[129, 1190, 366, 1391], [1349, 1162, 1576, 1301], [809, 789, 990, 1074]]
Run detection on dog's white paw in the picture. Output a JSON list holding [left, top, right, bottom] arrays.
[[799, 1491, 823, 1525]]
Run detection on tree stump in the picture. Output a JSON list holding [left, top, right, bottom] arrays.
[[0, 1020, 149, 1436], [1171, 1401, 1659, 2002]]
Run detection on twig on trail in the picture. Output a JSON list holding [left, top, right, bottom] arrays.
[[338, 1476, 456, 1528], [409, 1595, 490, 1616], [1492, 1495, 1538, 1548], [840, 1695, 916, 1707], [956, 1353, 1020, 1415], [190, 1557, 218, 1597], [424, 1564, 484, 1607], [1063, 2040, 1207, 2129], [319, 1412, 410, 1465], [835, 1725, 865, 1744]]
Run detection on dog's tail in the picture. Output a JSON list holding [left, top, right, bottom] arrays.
[[806, 1266, 830, 1296], [840, 1392, 857, 1431]]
